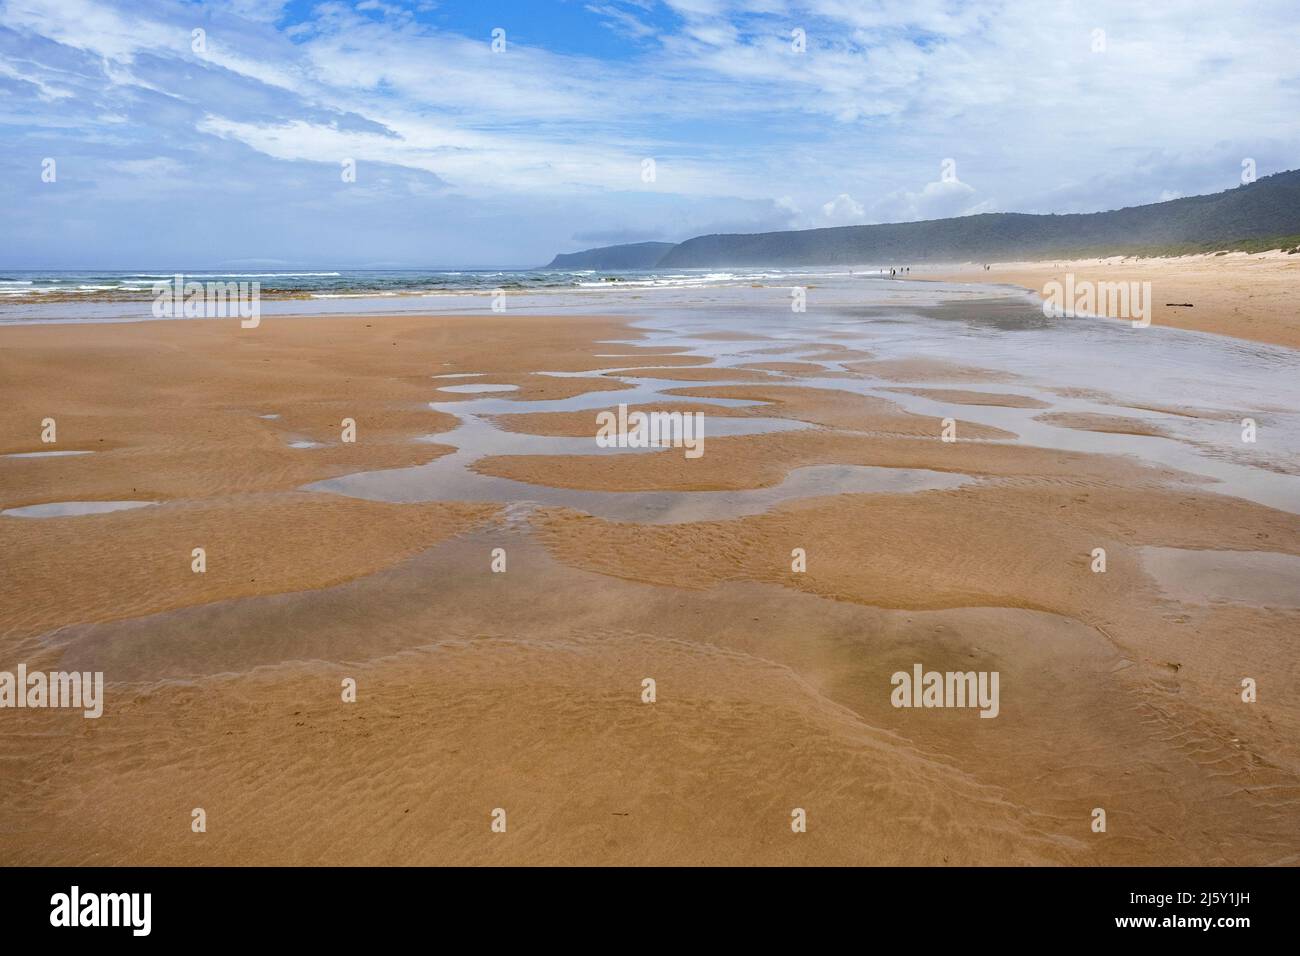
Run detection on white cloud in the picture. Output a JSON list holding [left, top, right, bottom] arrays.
[[821, 192, 864, 222], [870, 178, 997, 223], [3, 0, 1299, 266], [0, 57, 73, 99], [107, 156, 185, 177], [586, 3, 658, 39]]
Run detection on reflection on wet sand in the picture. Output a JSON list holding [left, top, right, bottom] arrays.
[[2, 280, 1297, 866]]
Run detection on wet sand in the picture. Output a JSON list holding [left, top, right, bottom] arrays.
[[922, 251, 1300, 349], [1, 298, 1297, 866]]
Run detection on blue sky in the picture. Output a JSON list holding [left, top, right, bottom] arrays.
[[2, 0, 1298, 269]]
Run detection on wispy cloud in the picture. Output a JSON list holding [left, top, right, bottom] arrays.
[[1, 0, 1297, 266]]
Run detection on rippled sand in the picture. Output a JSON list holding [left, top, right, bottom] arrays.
[[1, 289, 1297, 866]]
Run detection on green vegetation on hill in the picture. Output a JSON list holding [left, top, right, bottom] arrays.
[[543, 241, 676, 270], [543, 171, 1300, 269]]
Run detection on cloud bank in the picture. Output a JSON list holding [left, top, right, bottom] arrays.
[[1, 0, 1297, 266]]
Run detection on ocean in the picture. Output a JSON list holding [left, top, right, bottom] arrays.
[[0, 267, 887, 323]]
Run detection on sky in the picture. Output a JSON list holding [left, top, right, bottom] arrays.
[[1, 0, 1298, 269]]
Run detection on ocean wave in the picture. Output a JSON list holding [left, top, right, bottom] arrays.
[[122, 272, 345, 278]]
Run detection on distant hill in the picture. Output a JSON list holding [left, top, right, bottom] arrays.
[[542, 170, 1300, 269], [543, 241, 676, 270]]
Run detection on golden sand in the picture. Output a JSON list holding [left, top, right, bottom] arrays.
[[922, 251, 1300, 349], [1, 309, 1297, 866]]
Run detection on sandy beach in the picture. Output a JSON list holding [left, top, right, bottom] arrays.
[[922, 251, 1300, 349], [2, 284, 1298, 866]]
